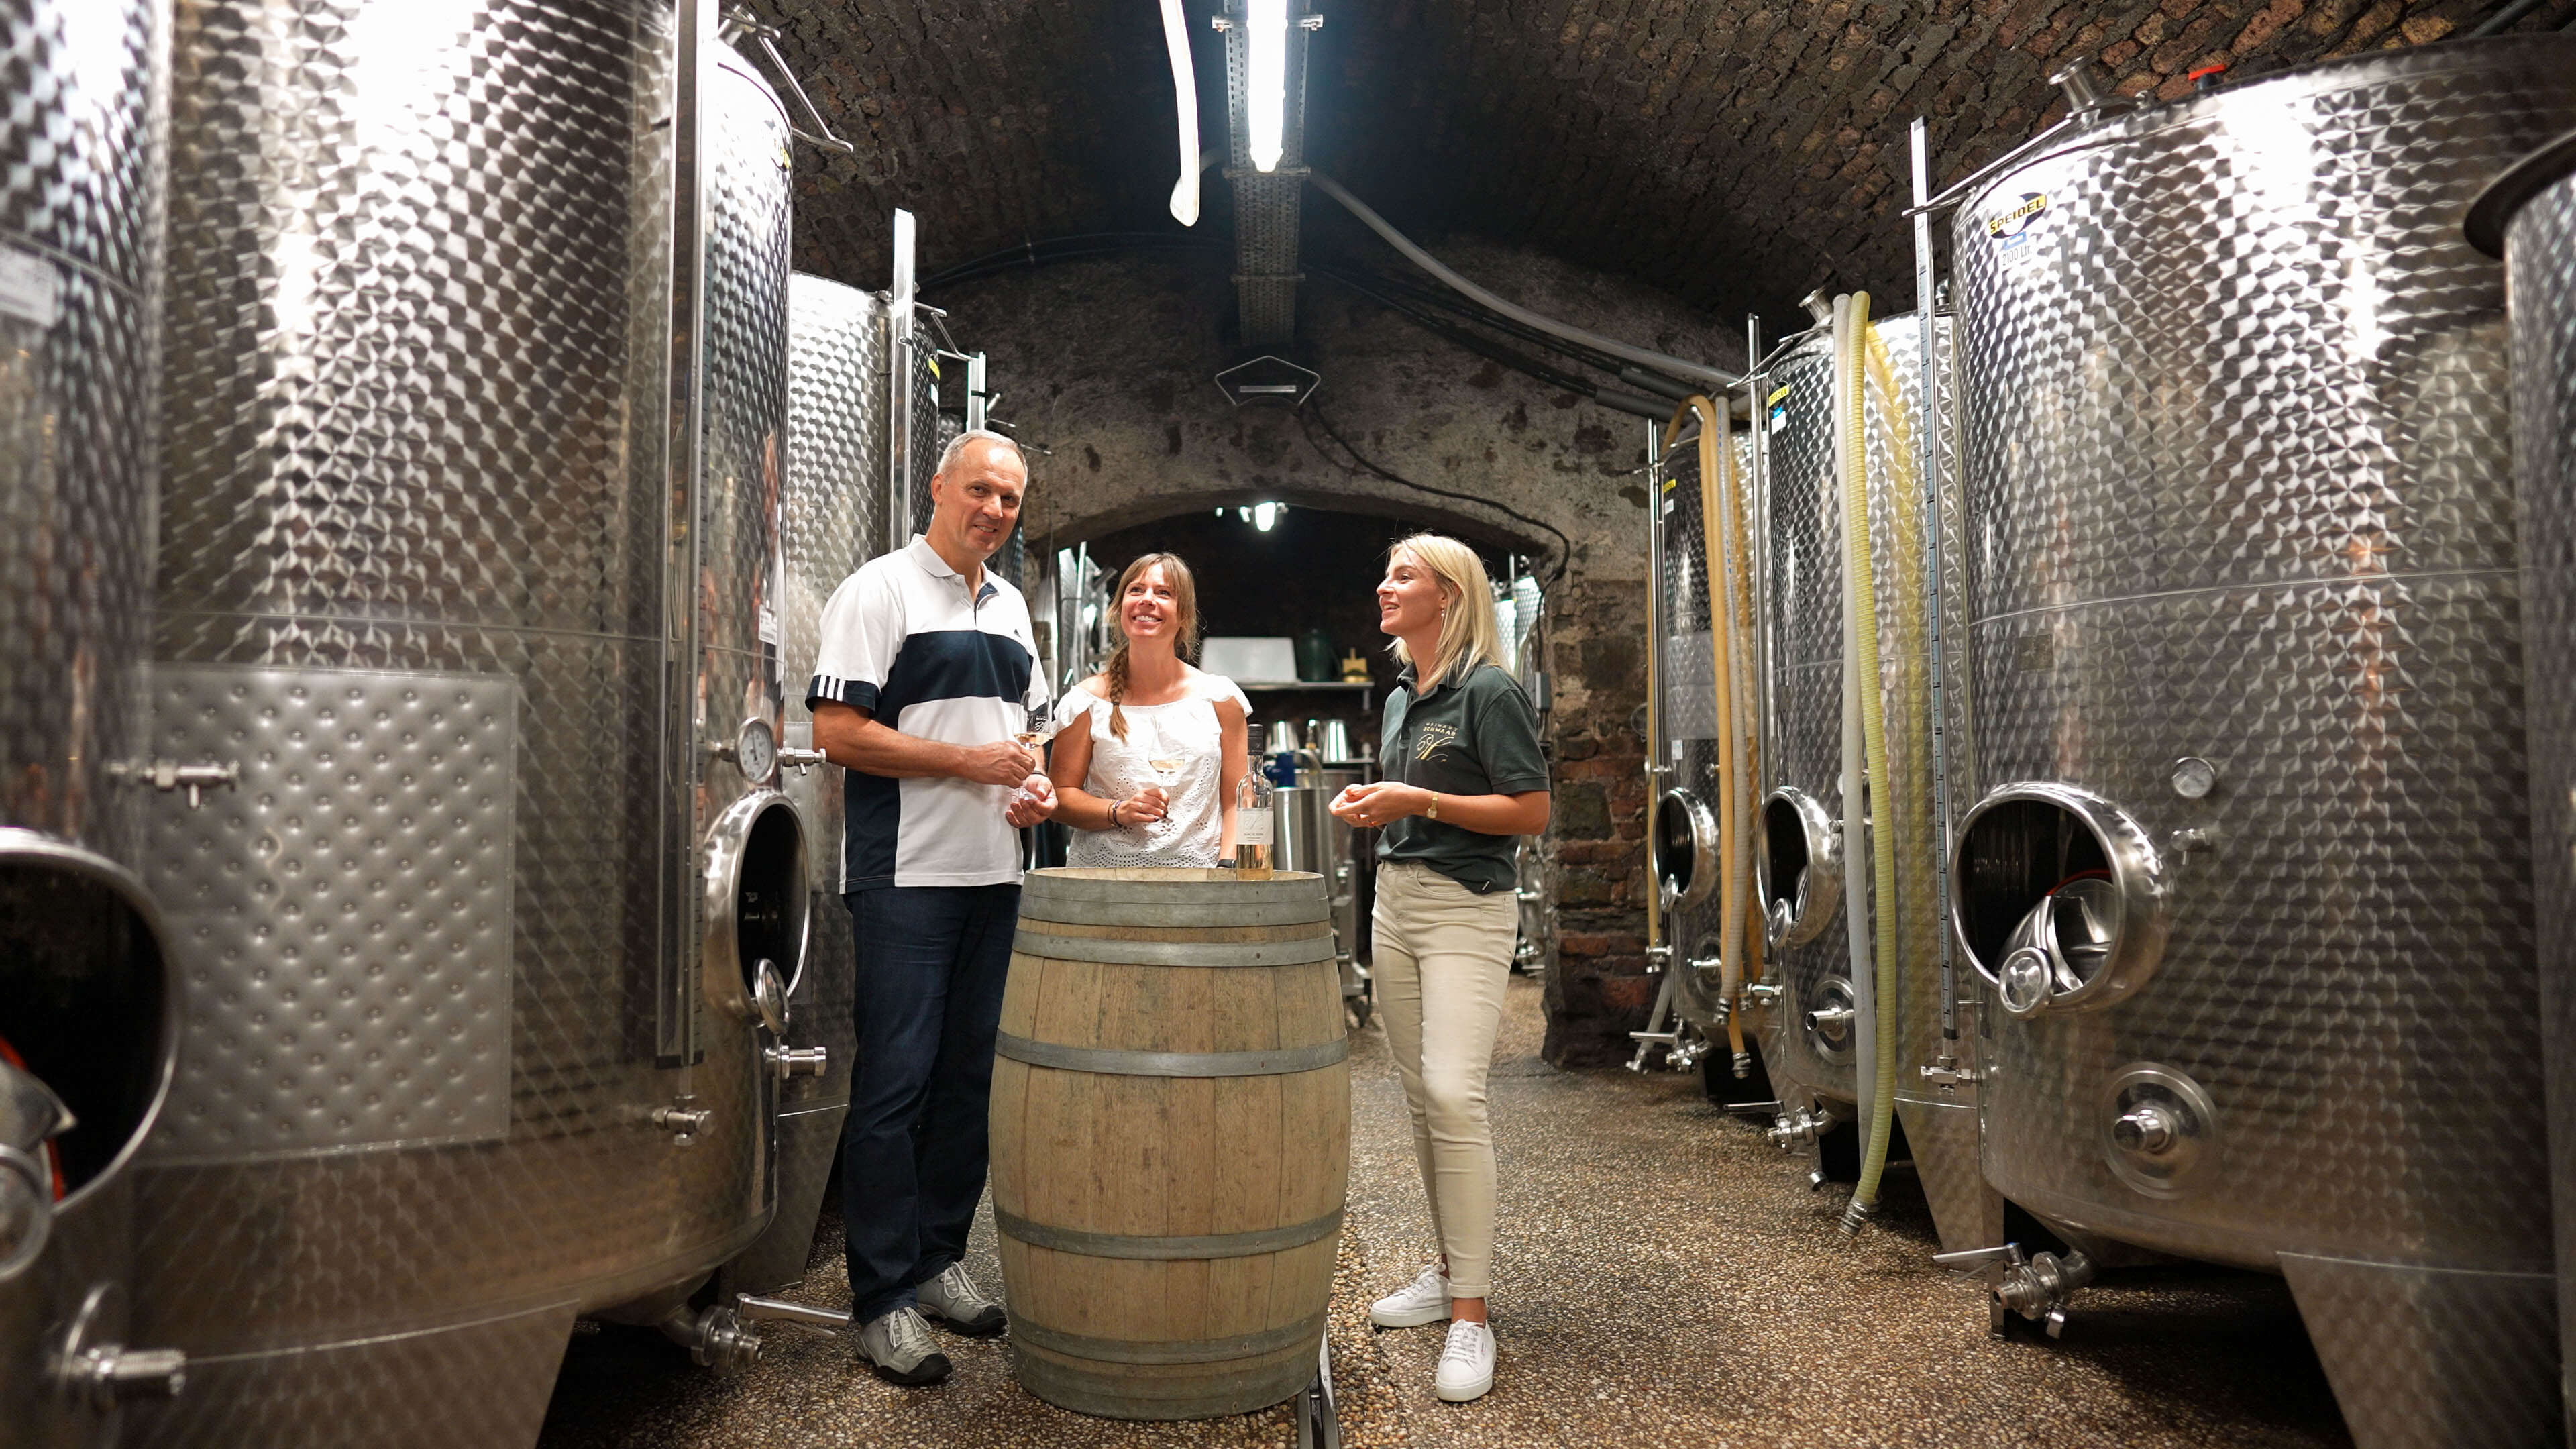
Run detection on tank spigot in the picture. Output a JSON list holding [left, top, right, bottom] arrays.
[[653, 1097, 713, 1146], [765, 1044, 828, 1081], [777, 746, 828, 775], [111, 759, 240, 809], [657, 1303, 761, 1373]]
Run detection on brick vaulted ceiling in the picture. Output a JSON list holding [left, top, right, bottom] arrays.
[[766, 0, 2573, 335]]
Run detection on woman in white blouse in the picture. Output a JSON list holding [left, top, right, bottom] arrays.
[[1049, 553, 1250, 867]]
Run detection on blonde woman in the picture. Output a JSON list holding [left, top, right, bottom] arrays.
[[1328, 534, 1549, 1403], [1051, 553, 1250, 867]]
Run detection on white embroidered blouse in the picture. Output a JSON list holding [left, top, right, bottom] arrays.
[[1057, 669, 1249, 869]]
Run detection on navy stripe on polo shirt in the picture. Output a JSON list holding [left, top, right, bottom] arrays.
[[806, 536, 1046, 891]]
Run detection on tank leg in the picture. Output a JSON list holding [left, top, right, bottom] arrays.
[[1894, 1099, 2003, 1256], [136, 1302, 576, 1449], [2279, 1252, 2559, 1449]]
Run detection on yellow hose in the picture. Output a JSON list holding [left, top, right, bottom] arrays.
[[1837, 292, 1901, 1228], [1684, 398, 1746, 1063], [1862, 324, 1939, 1065], [1713, 405, 1766, 1065]]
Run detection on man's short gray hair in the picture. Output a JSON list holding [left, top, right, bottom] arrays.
[[936, 427, 1024, 476]]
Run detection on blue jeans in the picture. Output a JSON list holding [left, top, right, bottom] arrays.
[[839, 882, 1020, 1323]]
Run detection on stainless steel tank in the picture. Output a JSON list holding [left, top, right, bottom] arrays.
[[2470, 122, 2576, 1446], [131, 3, 806, 1442], [721, 272, 887, 1296], [1648, 436, 1735, 1040], [1947, 40, 2576, 1449], [1868, 313, 2000, 1257], [0, 3, 190, 1444], [1750, 333, 1859, 1138], [1748, 312, 1980, 1248]]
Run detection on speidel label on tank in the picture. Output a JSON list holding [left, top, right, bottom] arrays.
[[1984, 189, 2053, 274]]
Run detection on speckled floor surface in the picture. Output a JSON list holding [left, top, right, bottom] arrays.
[[537, 976, 2351, 1448]]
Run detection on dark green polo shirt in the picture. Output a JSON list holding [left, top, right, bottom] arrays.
[[1377, 661, 1551, 893]]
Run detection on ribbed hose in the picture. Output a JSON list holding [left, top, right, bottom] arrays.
[[1835, 292, 1901, 1234], [1860, 323, 1937, 1091], [1715, 403, 1766, 1068], [1687, 398, 1748, 1065]]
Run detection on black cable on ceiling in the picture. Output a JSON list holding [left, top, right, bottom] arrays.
[[1296, 397, 1573, 588]]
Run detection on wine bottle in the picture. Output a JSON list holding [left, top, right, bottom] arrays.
[[1236, 753, 1275, 879]]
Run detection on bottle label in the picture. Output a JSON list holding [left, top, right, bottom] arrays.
[[1237, 808, 1274, 846]]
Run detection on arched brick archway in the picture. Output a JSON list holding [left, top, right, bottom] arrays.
[[938, 246, 1733, 1066]]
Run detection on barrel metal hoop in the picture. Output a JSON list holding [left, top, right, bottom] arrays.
[[1007, 1309, 1328, 1366], [994, 1032, 1350, 1077], [1011, 929, 1338, 968], [995, 1205, 1342, 1260], [1015, 894, 1328, 928], [1021, 873, 1326, 916]]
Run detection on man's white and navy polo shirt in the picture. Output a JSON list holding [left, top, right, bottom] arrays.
[[807, 535, 1048, 891]]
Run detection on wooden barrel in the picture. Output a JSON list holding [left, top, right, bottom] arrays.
[[990, 867, 1350, 1419]]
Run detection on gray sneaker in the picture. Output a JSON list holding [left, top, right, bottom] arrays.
[[915, 1263, 1008, 1336], [855, 1305, 952, 1385]]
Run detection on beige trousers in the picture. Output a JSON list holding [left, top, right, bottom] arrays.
[[1369, 861, 1519, 1299]]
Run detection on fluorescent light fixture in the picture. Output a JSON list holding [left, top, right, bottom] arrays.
[[1248, 0, 1289, 172], [1159, 0, 1201, 225], [1236, 502, 1283, 531]]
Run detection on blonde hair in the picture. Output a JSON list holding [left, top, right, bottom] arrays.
[[1103, 553, 1201, 741], [1387, 533, 1501, 694]]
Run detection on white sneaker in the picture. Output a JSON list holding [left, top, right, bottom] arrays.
[[1368, 1263, 1452, 1328], [854, 1305, 952, 1386], [1434, 1319, 1495, 1402]]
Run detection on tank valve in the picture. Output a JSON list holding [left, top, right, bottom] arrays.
[[1731, 1051, 1754, 1080], [656, 1303, 761, 1374], [110, 759, 239, 809], [1935, 1243, 2095, 1338], [2111, 1104, 2179, 1155], [765, 1045, 828, 1081], [1803, 1004, 1855, 1039], [1768, 1106, 1833, 1150], [653, 1097, 713, 1146], [1743, 981, 1784, 1005], [777, 746, 828, 776], [50, 1285, 187, 1411], [1644, 944, 1672, 975]]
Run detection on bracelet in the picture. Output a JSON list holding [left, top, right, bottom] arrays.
[[1110, 799, 1125, 827]]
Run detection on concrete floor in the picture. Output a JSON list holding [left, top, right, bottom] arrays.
[[538, 976, 2351, 1448]]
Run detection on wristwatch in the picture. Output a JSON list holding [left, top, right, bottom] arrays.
[[1426, 792, 1440, 822]]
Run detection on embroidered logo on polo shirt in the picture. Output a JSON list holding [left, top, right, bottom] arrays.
[[1415, 721, 1458, 762]]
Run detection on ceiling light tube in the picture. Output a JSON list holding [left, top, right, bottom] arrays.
[[1159, 0, 1201, 224], [1247, 0, 1289, 172]]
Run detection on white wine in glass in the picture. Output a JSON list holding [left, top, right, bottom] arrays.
[[1014, 704, 1047, 751]]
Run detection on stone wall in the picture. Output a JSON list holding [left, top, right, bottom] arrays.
[[929, 241, 1741, 1065]]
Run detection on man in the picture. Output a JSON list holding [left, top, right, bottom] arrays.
[[808, 429, 1055, 1385]]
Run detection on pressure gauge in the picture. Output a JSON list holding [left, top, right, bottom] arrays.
[[2168, 756, 2217, 800], [734, 717, 779, 786]]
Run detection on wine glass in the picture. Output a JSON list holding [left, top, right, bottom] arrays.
[[1142, 720, 1185, 841], [1014, 703, 1048, 753]]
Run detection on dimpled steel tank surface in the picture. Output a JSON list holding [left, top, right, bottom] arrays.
[[2476, 123, 2576, 1444], [718, 272, 886, 1297], [127, 2, 800, 1443], [1949, 38, 2576, 1449], [0, 3, 188, 1446], [1752, 337, 1859, 1140]]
